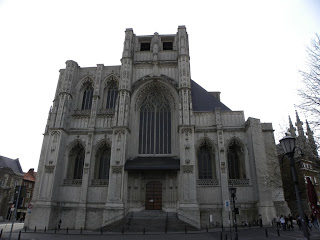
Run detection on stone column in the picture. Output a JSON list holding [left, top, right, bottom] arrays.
[[103, 28, 134, 226], [215, 108, 230, 226], [178, 127, 200, 228]]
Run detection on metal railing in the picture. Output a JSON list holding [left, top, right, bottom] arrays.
[[91, 179, 109, 186], [63, 179, 82, 185], [228, 179, 250, 186], [197, 179, 220, 186]]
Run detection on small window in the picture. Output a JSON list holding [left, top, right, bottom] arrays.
[[163, 42, 173, 50], [140, 42, 150, 51]]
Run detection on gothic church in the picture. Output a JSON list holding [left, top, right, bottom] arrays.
[[26, 26, 289, 229]]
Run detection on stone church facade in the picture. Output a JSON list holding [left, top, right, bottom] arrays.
[[26, 26, 289, 230]]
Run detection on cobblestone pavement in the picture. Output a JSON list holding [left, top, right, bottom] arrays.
[[1, 223, 320, 240]]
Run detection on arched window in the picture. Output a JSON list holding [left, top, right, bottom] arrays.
[[227, 140, 246, 179], [198, 141, 216, 179], [81, 83, 94, 110], [95, 143, 111, 179], [139, 91, 171, 154], [68, 143, 85, 179], [105, 82, 118, 109], [1, 174, 8, 186]]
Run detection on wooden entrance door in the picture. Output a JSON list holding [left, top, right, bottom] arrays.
[[145, 181, 162, 210]]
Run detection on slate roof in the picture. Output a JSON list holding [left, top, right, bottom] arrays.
[[0, 155, 23, 174], [191, 80, 231, 112]]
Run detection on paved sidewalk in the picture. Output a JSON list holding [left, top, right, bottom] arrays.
[[1, 223, 320, 240]]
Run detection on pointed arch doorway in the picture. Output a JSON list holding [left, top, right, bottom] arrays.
[[145, 181, 162, 210]]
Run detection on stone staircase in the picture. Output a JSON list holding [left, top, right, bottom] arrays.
[[101, 210, 199, 233]]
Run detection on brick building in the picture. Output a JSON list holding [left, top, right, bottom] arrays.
[[0, 156, 24, 221], [278, 112, 320, 215], [18, 169, 36, 220]]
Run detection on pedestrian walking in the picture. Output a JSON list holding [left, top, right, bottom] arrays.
[[280, 215, 286, 231], [305, 214, 312, 231], [276, 214, 281, 229], [288, 214, 294, 230], [58, 219, 62, 230]]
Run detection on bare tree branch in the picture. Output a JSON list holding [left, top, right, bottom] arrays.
[[296, 34, 320, 137]]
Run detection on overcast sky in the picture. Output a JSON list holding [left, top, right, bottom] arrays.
[[1, 0, 319, 172]]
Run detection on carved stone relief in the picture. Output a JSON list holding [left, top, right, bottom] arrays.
[[112, 166, 122, 174], [45, 166, 55, 173], [182, 165, 193, 173]]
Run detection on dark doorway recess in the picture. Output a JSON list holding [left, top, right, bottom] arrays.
[[145, 181, 162, 210]]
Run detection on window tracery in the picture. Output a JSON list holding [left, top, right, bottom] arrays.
[[81, 83, 94, 110], [139, 91, 171, 154], [197, 141, 216, 179], [105, 82, 118, 109], [227, 139, 246, 179], [94, 143, 111, 180], [67, 143, 85, 180]]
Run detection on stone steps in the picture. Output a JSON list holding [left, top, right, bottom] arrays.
[[101, 210, 199, 233]]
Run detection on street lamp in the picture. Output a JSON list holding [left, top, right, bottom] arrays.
[[279, 134, 310, 240], [229, 187, 237, 232]]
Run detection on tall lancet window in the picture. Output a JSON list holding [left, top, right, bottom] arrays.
[[227, 140, 246, 179], [139, 91, 171, 154], [198, 142, 216, 179], [106, 82, 118, 109], [68, 143, 85, 179], [95, 143, 111, 179], [81, 83, 94, 110]]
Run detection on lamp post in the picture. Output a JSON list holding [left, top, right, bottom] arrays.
[[279, 134, 310, 240], [229, 187, 237, 232]]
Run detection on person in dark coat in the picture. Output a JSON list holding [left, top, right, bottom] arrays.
[[58, 219, 62, 230], [288, 214, 294, 230]]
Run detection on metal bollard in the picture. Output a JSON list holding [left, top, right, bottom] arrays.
[[265, 228, 268, 237], [18, 231, 21, 240], [45, 226, 46, 233], [101, 227, 103, 235], [122, 227, 124, 234], [143, 227, 145, 234], [235, 232, 238, 240], [220, 231, 222, 240], [34, 226, 36, 232], [80, 227, 82, 234], [0, 229, 2, 237], [206, 225, 208, 232], [185, 226, 187, 234], [67, 227, 68, 234]]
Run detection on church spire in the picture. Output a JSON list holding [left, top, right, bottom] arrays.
[[306, 120, 318, 160], [295, 110, 305, 138], [288, 116, 296, 137]]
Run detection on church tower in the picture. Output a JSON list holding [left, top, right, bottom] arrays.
[[26, 26, 288, 230]]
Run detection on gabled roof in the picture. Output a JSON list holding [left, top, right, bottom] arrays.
[[23, 168, 36, 182], [0, 155, 23, 174], [191, 80, 231, 112]]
